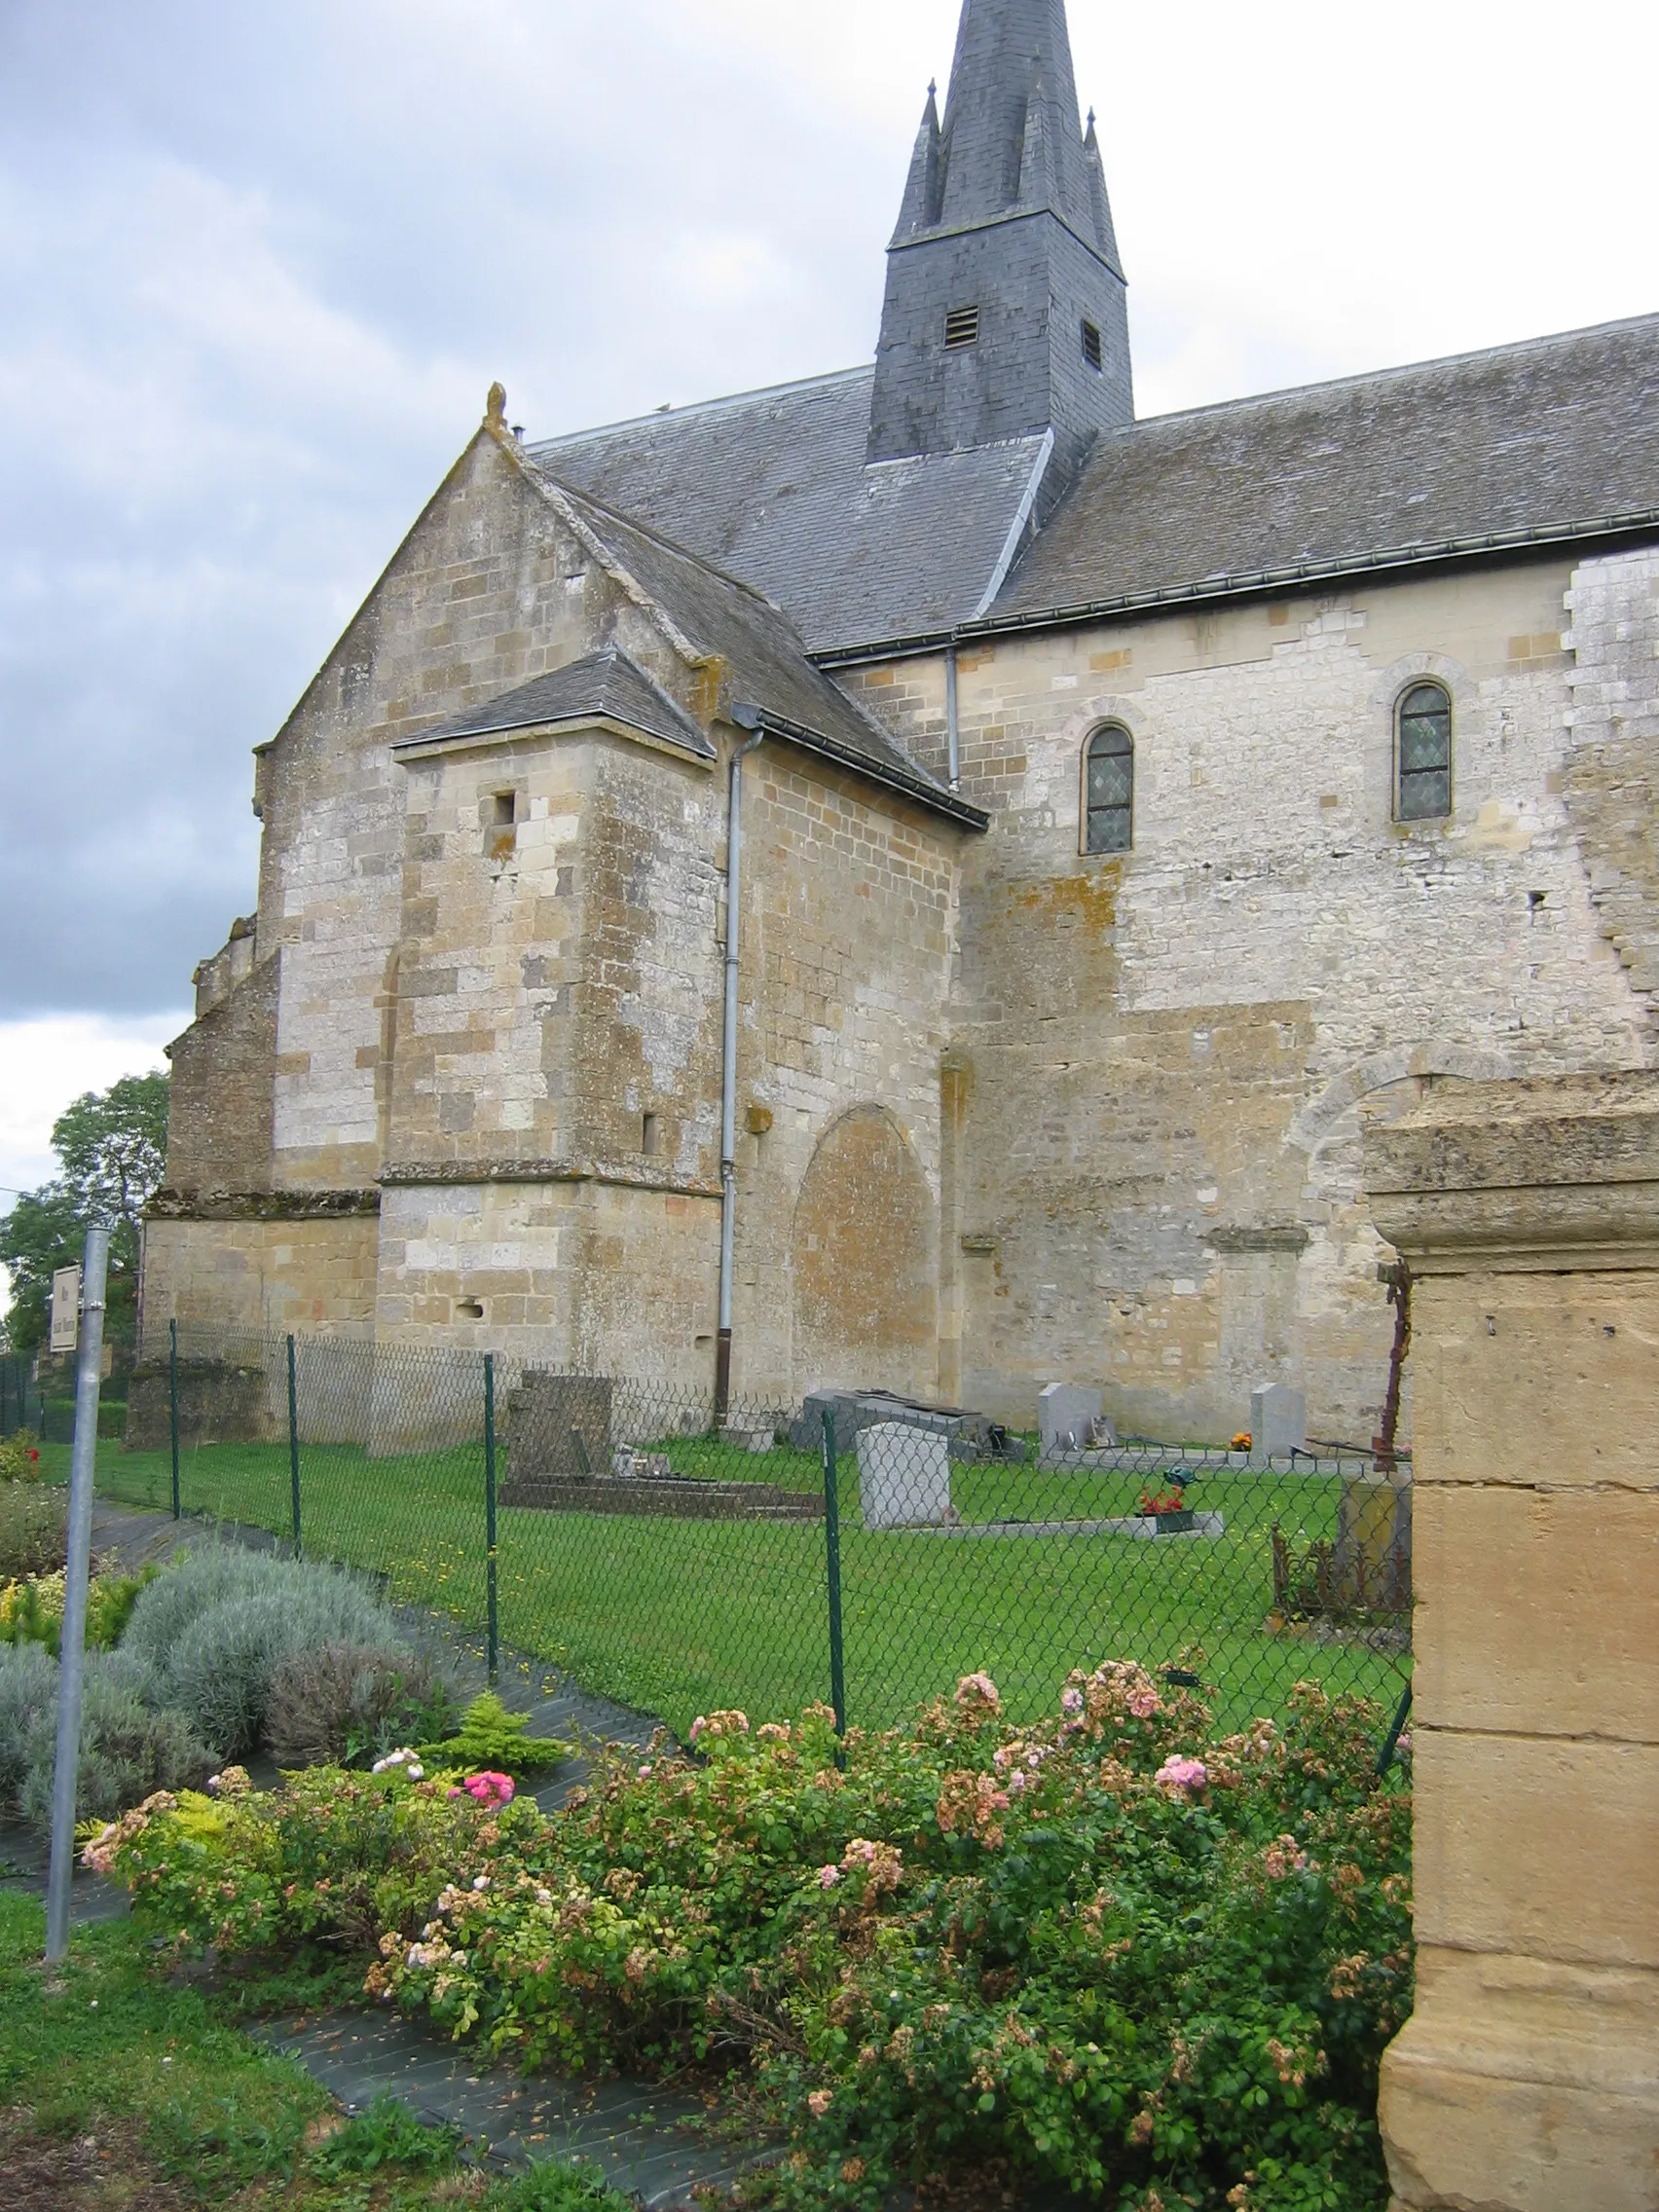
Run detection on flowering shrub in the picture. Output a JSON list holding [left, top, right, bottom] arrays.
[[0, 1431, 44, 1483], [99, 1665, 1411, 2211]]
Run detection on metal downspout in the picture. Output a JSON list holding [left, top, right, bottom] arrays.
[[945, 644, 961, 791], [716, 713, 765, 1420]]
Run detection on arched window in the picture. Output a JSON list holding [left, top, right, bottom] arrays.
[[1085, 723, 1133, 852], [1396, 682, 1452, 821]]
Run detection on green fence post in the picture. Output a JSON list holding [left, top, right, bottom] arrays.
[[822, 1408, 846, 1744], [1376, 1680, 1413, 1777], [168, 1318, 181, 1520], [484, 1352, 498, 1689], [286, 1334, 302, 1560]]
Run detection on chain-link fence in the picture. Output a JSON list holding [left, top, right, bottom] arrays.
[[0, 1354, 42, 1439], [81, 1321, 1411, 1743]]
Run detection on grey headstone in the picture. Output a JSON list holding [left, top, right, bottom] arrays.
[[1038, 1383, 1102, 1464], [1249, 1382, 1307, 1466], [858, 1421, 953, 1530]]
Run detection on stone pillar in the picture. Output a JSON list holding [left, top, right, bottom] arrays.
[[1364, 1072, 1659, 2212]]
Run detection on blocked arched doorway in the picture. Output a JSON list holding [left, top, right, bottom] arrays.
[[791, 1106, 936, 1399]]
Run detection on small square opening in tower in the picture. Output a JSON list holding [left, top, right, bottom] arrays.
[[1081, 318, 1103, 372], [492, 792, 515, 826], [642, 1112, 660, 1157], [944, 305, 980, 350]]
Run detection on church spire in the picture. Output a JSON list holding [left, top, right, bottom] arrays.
[[867, 0, 1133, 467], [1082, 107, 1124, 276], [891, 80, 944, 242]]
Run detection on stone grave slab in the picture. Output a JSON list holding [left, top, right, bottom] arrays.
[[858, 1421, 953, 1529], [1249, 1382, 1307, 1466]]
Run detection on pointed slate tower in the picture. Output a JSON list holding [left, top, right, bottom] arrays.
[[867, 0, 1131, 470]]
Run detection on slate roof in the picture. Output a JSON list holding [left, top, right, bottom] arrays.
[[526, 368, 1050, 655], [393, 645, 714, 759], [525, 317, 1656, 660], [987, 313, 1659, 628]]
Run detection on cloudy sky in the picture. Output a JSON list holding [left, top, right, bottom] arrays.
[[1, 0, 1654, 1217]]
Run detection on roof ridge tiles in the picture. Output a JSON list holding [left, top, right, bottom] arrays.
[[527, 364, 875, 454], [1123, 310, 1659, 434]]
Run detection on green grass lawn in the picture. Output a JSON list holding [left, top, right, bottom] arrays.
[[66, 1431, 1409, 1741], [0, 1891, 623, 2211]]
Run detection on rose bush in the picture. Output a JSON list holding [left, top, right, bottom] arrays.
[[99, 1663, 1411, 2212]]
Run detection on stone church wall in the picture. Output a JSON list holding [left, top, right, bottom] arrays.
[[842, 550, 1656, 1439], [251, 432, 695, 1198], [726, 750, 959, 1405]]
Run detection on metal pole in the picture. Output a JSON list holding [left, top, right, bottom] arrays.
[[715, 719, 764, 1423], [484, 1353, 498, 1689], [168, 1318, 181, 1520], [45, 1227, 109, 1963], [287, 1334, 301, 1559], [822, 1409, 846, 1746]]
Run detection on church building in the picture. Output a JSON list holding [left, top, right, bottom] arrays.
[[145, 0, 1659, 1443]]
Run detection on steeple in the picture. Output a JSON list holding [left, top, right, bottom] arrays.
[[867, 0, 1132, 469], [893, 81, 944, 241]]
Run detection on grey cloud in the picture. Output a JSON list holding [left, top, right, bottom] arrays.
[[0, 0, 898, 1017]]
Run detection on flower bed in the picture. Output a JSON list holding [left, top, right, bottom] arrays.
[[96, 1663, 1411, 2212]]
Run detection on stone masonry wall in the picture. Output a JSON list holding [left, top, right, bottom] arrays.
[[841, 550, 1656, 1438], [251, 431, 697, 1195], [727, 748, 960, 1403], [1562, 547, 1659, 1014], [140, 1211, 379, 1352]]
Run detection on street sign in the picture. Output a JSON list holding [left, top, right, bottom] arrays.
[[50, 1266, 81, 1354]]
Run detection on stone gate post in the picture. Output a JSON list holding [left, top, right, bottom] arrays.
[[1364, 1072, 1659, 2212]]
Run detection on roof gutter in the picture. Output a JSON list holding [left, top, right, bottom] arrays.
[[811, 507, 1659, 669], [742, 706, 988, 830]]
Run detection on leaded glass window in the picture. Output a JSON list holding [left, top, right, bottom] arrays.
[[1085, 723, 1133, 852], [1396, 682, 1452, 821]]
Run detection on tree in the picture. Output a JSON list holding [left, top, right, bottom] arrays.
[[0, 1071, 169, 1356]]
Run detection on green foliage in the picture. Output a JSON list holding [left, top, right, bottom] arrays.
[[308, 2092, 462, 2176], [265, 1639, 458, 1769], [419, 1690, 571, 1778], [103, 1666, 1411, 2210], [490, 2157, 637, 2212], [0, 1069, 167, 1353], [0, 1471, 63, 1579]]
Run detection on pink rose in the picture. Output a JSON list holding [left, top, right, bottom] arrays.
[[1155, 1755, 1208, 1794]]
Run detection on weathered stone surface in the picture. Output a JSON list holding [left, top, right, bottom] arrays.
[[1037, 1382, 1101, 1461], [1410, 1270, 1659, 1491], [497, 1474, 821, 1521], [1412, 1482, 1659, 1743], [1365, 1071, 1659, 2210], [858, 1421, 953, 1530], [505, 1373, 613, 1481], [1248, 1380, 1305, 1464], [1413, 1729, 1659, 1968]]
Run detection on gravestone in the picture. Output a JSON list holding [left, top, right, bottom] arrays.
[[1249, 1381, 1306, 1466], [1038, 1382, 1102, 1464], [858, 1421, 953, 1530], [503, 1372, 613, 1489]]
